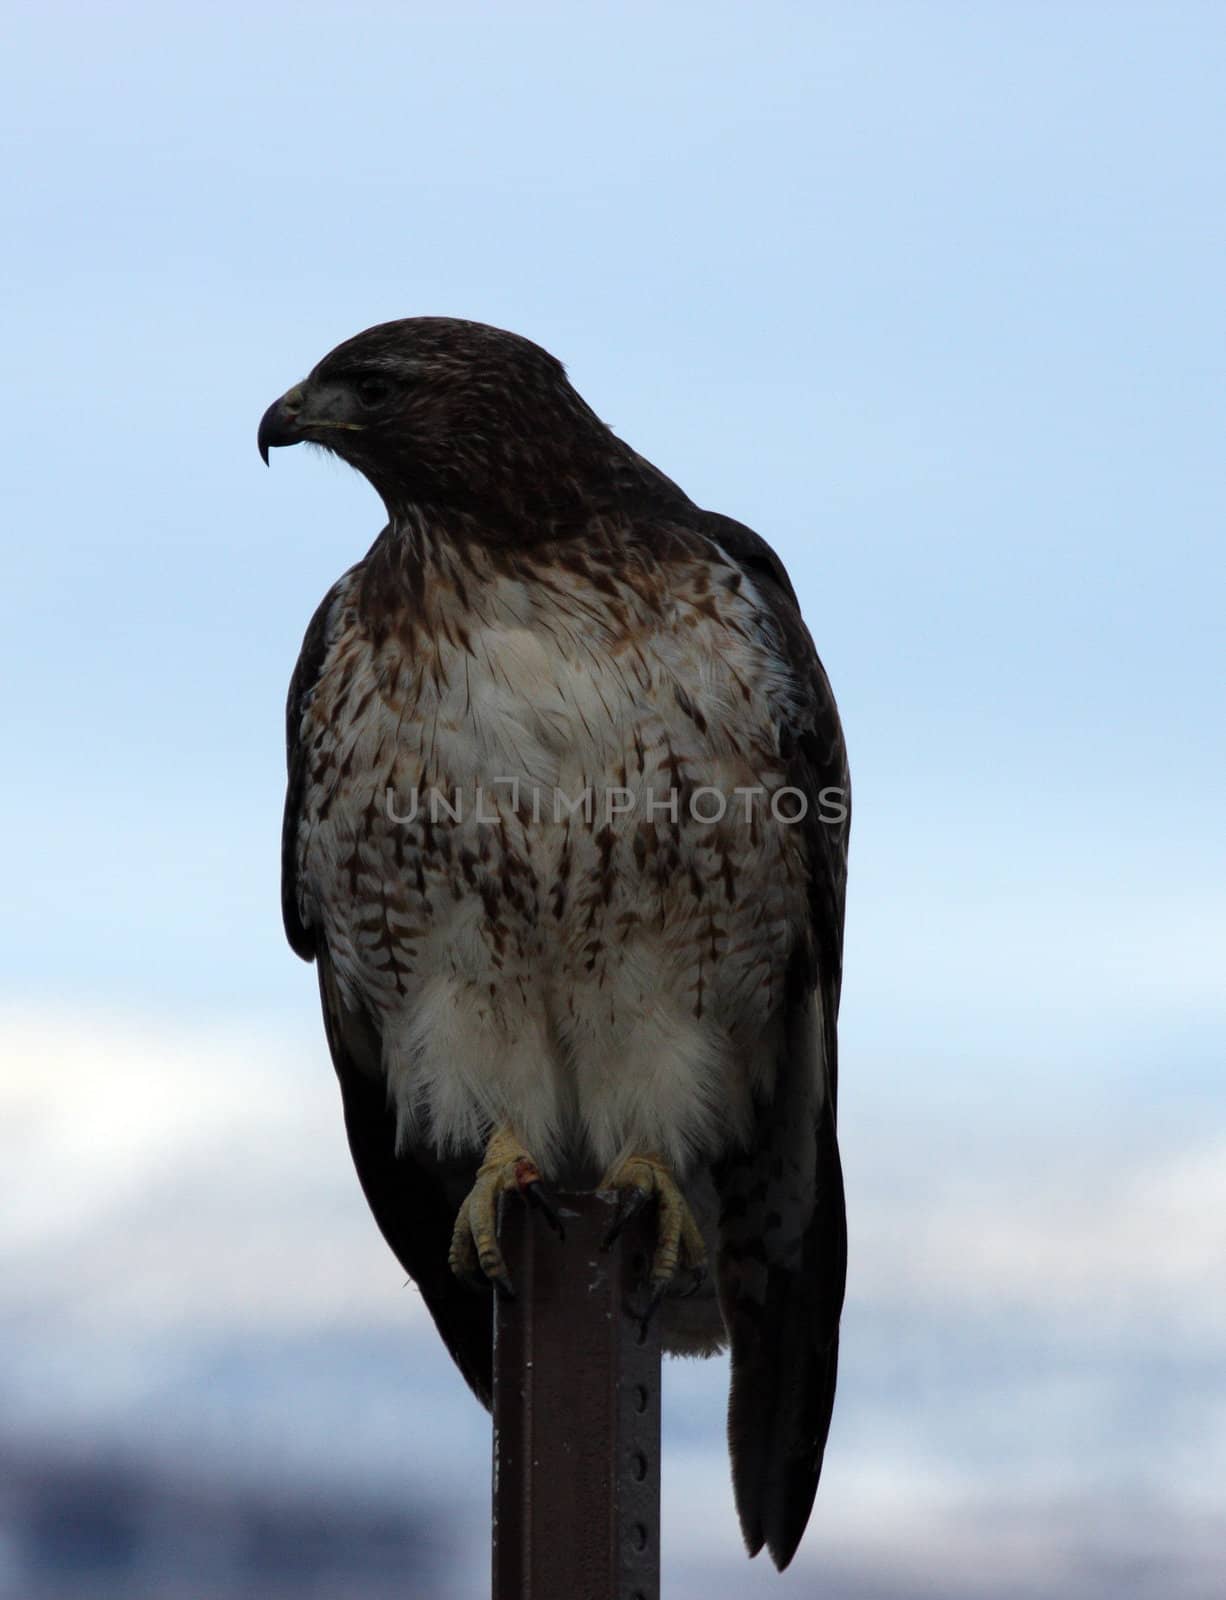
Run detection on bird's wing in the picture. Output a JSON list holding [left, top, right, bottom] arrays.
[[696, 510, 850, 1571], [282, 568, 493, 1409]]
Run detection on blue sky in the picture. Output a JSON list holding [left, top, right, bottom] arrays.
[[2, 4, 1223, 1596]]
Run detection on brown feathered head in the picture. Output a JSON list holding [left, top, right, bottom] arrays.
[[258, 317, 658, 529]]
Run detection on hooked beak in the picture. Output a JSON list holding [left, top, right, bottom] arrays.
[[258, 385, 307, 465], [258, 379, 368, 464]]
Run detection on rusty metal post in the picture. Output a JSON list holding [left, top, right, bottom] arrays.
[[492, 1191, 662, 1600]]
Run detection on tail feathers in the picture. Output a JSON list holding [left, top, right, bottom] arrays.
[[727, 1273, 840, 1568], [720, 1097, 847, 1569]]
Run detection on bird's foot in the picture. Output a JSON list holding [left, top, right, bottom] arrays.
[[448, 1125, 563, 1297], [601, 1152, 708, 1315]]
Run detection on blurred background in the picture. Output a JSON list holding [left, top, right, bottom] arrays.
[[2, 3, 1223, 1596]]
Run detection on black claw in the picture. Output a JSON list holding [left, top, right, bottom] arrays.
[[635, 1278, 670, 1338], [525, 1181, 566, 1241], [683, 1262, 708, 1297], [490, 1270, 517, 1303], [602, 1186, 650, 1251]]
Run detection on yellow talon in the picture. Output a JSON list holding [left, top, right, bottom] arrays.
[[600, 1151, 707, 1295], [449, 1125, 550, 1294]]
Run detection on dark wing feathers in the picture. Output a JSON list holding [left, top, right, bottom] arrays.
[[283, 569, 495, 1410], [316, 952, 494, 1408], [699, 511, 849, 1569]]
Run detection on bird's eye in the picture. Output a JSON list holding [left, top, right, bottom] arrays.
[[355, 374, 392, 407]]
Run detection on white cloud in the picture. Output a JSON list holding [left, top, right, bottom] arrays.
[[0, 1006, 426, 1335], [847, 1121, 1226, 1343]]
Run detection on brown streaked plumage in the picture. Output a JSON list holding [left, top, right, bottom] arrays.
[[261, 317, 849, 1569]]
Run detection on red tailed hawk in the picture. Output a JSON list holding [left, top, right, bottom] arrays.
[[259, 318, 849, 1568]]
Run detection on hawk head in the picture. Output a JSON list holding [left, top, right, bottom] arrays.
[[258, 317, 639, 529]]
